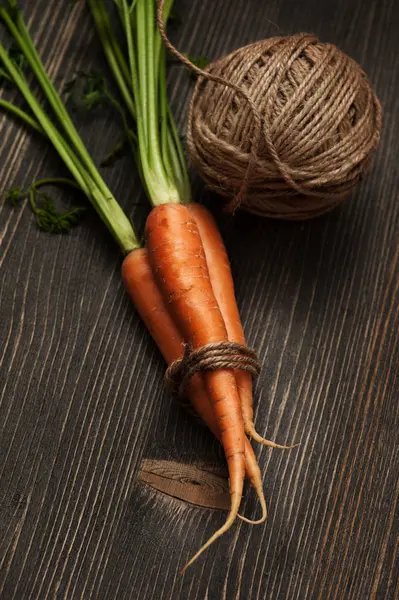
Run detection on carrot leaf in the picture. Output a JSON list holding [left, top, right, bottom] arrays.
[[6, 177, 88, 233], [65, 70, 107, 110], [0, 2, 141, 253], [5, 185, 24, 206], [100, 135, 131, 168], [29, 191, 87, 234]]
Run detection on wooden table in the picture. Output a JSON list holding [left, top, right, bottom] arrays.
[[0, 1, 398, 598]]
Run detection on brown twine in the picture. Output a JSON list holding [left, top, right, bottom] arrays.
[[165, 342, 261, 417], [157, 0, 262, 213], [157, 2, 382, 219]]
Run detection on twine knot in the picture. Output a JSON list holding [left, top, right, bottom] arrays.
[[165, 341, 261, 402]]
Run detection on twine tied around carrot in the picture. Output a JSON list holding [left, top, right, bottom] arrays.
[[165, 341, 261, 402]]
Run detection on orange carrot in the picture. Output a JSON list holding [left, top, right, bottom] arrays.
[[121, 248, 266, 526], [188, 203, 298, 450], [145, 203, 247, 570], [122, 248, 214, 427]]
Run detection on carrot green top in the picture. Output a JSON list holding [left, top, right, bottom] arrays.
[[88, 0, 191, 208], [0, 0, 141, 254], [0, 0, 190, 252]]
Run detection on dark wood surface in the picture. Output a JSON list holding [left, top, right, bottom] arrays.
[[1, 0, 398, 598]]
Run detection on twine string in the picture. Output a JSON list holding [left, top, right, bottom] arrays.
[[165, 341, 261, 402], [157, 0, 262, 212], [157, 1, 382, 219]]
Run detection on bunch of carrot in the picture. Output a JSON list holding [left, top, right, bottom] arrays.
[[0, 0, 295, 571], [124, 204, 266, 571]]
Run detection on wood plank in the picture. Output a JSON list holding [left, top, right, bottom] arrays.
[[0, 0, 398, 598]]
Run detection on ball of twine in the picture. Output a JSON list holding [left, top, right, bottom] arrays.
[[187, 34, 382, 219]]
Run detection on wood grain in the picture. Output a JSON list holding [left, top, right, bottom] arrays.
[[0, 0, 398, 598], [138, 460, 230, 510]]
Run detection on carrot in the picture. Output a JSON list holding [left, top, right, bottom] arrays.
[[188, 203, 298, 450], [122, 248, 267, 525], [145, 203, 248, 570], [122, 248, 214, 427]]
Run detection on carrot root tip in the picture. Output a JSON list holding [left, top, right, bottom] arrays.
[[245, 424, 300, 450], [238, 507, 267, 525], [180, 490, 242, 573], [238, 480, 267, 525]]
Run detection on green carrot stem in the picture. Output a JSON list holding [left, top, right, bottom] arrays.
[[135, 0, 148, 145], [158, 44, 190, 202], [167, 108, 190, 202], [121, 0, 167, 204], [140, 0, 181, 202], [0, 6, 140, 254], [153, 0, 174, 84], [1, 8, 118, 205], [89, 0, 189, 207], [87, 0, 136, 119], [0, 41, 89, 192], [0, 97, 43, 132], [32, 177, 81, 191]]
